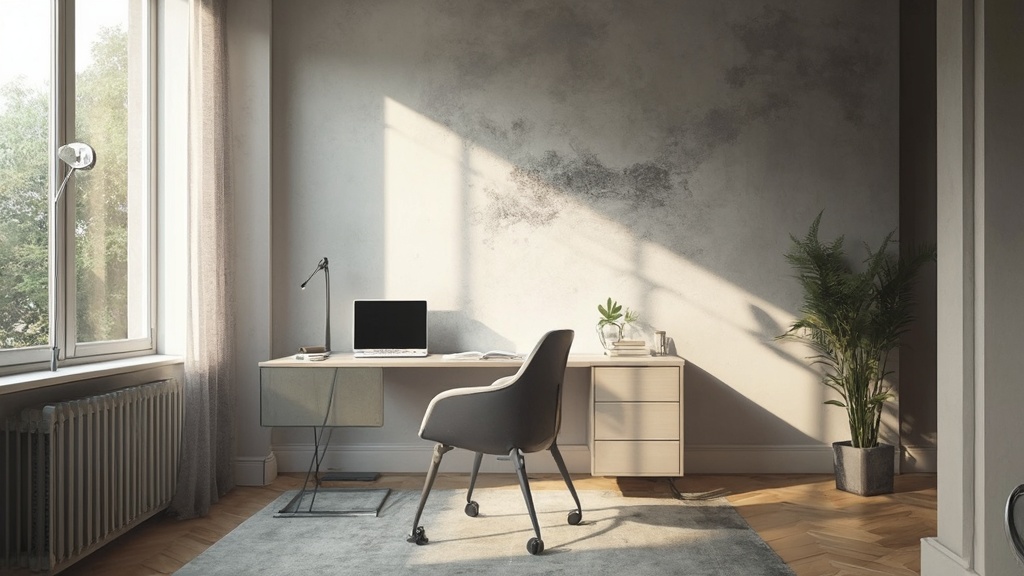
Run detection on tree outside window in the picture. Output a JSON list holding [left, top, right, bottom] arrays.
[[0, 1, 151, 367]]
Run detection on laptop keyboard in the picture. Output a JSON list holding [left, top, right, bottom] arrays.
[[355, 349, 426, 357]]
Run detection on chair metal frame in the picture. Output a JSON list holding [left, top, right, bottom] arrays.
[[406, 329, 581, 555]]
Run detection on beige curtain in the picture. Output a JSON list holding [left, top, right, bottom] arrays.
[[170, 0, 235, 519]]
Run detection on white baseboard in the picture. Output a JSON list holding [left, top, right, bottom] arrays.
[[271, 442, 862, 475], [234, 452, 278, 486], [901, 444, 937, 473], [272, 443, 592, 475], [920, 537, 977, 576], [684, 444, 835, 474]]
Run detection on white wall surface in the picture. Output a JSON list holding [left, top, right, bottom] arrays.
[[226, 0, 276, 487], [260, 0, 901, 473], [921, 0, 1024, 574]]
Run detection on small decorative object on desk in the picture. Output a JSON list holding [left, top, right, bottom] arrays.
[[442, 350, 521, 360], [295, 345, 329, 361], [654, 330, 668, 355], [596, 297, 640, 350], [606, 339, 650, 357]]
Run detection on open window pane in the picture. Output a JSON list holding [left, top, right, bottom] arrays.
[[72, 0, 148, 346], [0, 1, 51, 352], [1, 0, 152, 371]]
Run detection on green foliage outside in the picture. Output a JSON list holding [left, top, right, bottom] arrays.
[[0, 83, 50, 348], [0, 26, 129, 350], [75, 26, 130, 343], [777, 213, 935, 448]]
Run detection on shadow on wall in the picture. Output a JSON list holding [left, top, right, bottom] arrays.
[[748, 303, 822, 373], [428, 310, 515, 354], [684, 361, 823, 447], [402, 1, 896, 293]]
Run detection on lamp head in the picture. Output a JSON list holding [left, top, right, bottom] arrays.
[[300, 257, 329, 288], [57, 142, 97, 170]]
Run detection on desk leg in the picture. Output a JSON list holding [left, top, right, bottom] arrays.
[[274, 426, 389, 518]]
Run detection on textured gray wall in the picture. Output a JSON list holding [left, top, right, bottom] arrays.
[[271, 0, 899, 471]]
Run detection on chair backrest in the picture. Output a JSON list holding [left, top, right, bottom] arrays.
[[417, 329, 574, 455], [504, 329, 574, 451]]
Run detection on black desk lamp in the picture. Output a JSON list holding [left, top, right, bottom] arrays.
[[299, 256, 378, 482], [51, 142, 97, 371], [300, 257, 331, 353]]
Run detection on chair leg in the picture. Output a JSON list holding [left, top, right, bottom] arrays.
[[407, 443, 452, 545], [464, 452, 483, 517], [549, 442, 583, 525], [510, 448, 545, 555]]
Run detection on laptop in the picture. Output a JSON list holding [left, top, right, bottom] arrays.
[[352, 300, 429, 357]]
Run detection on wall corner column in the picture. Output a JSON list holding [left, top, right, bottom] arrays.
[[227, 0, 275, 486]]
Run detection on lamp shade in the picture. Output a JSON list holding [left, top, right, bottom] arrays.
[[57, 142, 97, 170]]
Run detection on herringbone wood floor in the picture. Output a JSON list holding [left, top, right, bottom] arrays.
[[59, 473, 935, 576]]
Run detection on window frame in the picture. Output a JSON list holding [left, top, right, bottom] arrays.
[[0, 0, 156, 374]]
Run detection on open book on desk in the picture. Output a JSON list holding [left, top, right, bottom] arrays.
[[441, 350, 522, 360]]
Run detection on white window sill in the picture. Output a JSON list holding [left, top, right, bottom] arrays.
[[0, 355, 183, 397]]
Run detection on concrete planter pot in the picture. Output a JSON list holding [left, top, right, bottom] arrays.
[[832, 441, 894, 496]]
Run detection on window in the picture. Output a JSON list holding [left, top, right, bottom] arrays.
[[0, 0, 153, 371]]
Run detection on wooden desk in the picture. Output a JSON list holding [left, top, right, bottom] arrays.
[[259, 353, 685, 477]]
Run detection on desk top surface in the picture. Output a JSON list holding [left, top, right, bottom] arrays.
[[259, 352, 684, 369]]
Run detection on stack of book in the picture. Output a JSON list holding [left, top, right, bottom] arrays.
[[606, 339, 650, 356]]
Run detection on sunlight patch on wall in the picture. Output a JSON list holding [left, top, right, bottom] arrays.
[[383, 97, 464, 306]]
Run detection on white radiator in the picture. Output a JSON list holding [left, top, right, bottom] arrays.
[[1, 378, 183, 574]]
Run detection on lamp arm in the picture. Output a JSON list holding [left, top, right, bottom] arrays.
[[54, 170, 74, 205], [299, 257, 331, 353]]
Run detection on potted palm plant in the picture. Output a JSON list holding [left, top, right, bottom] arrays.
[[778, 213, 934, 496]]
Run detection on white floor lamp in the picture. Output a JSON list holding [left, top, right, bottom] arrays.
[[50, 142, 97, 371]]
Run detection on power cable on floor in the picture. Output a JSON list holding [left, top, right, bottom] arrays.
[[666, 477, 729, 501]]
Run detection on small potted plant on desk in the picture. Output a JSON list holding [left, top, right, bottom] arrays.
[[596, 297, 640, 351], [778, 213, 934, 496]]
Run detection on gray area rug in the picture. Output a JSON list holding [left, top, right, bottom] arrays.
[[175, 488, 794, 575]]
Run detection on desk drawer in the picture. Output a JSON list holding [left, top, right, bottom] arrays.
[[593, 367, 679, 402], [592, 440, 681, 476], [593, 402, 679, 440], [260, 367, 383, 427]]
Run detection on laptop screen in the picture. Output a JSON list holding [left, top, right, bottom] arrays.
[[352, 300, 428, 356]]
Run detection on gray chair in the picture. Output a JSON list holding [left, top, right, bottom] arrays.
[[1006, 484, 1024, 566], [406, 329, 581, 555]]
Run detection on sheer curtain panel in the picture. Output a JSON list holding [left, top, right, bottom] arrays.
[[170, 0, 236, 519]]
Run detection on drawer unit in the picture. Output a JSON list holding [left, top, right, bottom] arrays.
[[592, 440, 681, 477], [590, 365, 683, 477]]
